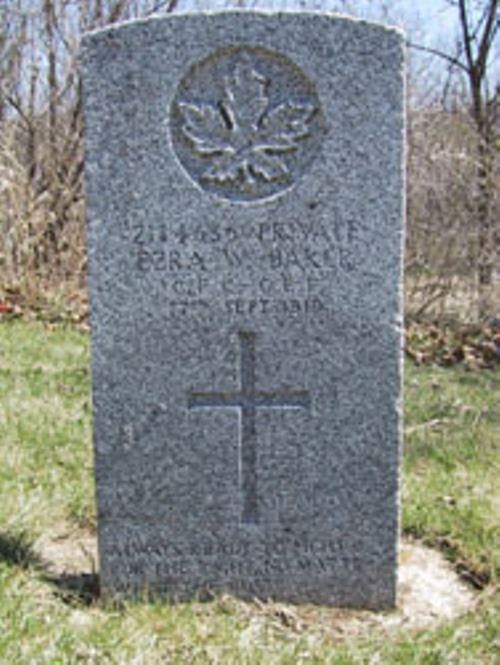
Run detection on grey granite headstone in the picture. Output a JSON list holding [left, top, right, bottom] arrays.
[[83, 9, 405, 609]]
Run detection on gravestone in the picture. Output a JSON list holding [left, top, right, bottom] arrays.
[[82, 7, 405, 609]]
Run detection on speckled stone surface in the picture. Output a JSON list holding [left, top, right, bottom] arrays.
[[82, 11, 405, 609]]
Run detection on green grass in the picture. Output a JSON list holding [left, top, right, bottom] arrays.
[[0, 322, 93, 533], [404, 364, 500, 587], [0, 320, 498, 664]]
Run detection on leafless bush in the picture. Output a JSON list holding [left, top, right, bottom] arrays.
[[0, 0, 176, 298], [0, 1, 498, 322], [0, 113, 85, 286], [405, 104, 499, 322]]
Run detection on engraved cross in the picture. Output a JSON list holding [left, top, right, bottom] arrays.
[[188, 331, 310, 525]]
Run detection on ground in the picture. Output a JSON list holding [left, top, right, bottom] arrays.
[[34, 525, 475, 641]]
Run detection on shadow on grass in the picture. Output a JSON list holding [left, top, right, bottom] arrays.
[[47, 572, 100, 606], [0, 529, 100, 605], [0, 530, 43, 569]]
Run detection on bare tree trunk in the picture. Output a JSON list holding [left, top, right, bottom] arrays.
[[458, 0, 498, 317], [44, 0, 58, 170]]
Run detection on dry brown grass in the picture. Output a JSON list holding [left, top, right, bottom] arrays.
[[0, 2, 498, 324]]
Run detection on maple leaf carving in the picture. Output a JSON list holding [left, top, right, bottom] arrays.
[[178, 58, 315, 189], [223, 60, 268, 134], [178, 103, 232, 155], [261, 102, 314, 150]]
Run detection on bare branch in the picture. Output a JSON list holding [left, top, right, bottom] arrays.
[[3, 92, 30, 126], [407, 41, 469, 74], [458, 0, 475, 75], [147, 0, 180, 13], [476, 0, 498, 80]]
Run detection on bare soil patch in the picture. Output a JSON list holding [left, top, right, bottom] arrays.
[[34, 527, 475, 636]]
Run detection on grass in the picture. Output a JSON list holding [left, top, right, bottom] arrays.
[[0, 319, 498, 664], [404, 364, 499, 588]]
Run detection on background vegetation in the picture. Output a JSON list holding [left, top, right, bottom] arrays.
[[0, 2, 498, 662], [0, 0, 498, 325]]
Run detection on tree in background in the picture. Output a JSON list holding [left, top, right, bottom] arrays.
[[0, 1, 168, 286], [0, 0, 498, 321], [407, 0, 498, 320], [456, 0, 498, 317]]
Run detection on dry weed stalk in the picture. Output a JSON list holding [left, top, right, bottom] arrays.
[[0, 1, 498, 322]]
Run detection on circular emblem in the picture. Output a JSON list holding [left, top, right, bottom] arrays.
[[170, 46, 325, 203]]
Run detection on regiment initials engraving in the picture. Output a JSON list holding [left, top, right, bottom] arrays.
[[188, 331, 310, 524]]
